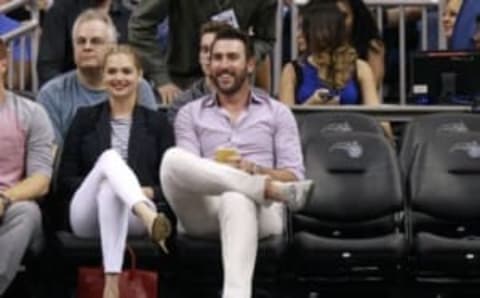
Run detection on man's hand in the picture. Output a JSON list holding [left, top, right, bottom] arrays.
[[223, 156, 257, 174], [157, 83, 181, 104], [0, 200, 5, 219]]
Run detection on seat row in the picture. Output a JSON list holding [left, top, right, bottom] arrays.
[[39, 112, 480, 297]]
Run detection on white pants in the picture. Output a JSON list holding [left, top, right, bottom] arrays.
[[70, 149, 155, 273], [160, 148, 284, 298]]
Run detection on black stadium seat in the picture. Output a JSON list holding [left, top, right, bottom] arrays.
[[290, 132, 406, 283], [409, 132, 480, 280], [173, 233, 287, 296]]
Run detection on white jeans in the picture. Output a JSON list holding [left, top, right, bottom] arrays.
[[160, 148, 284, 298], [70, 149, 155, 273]]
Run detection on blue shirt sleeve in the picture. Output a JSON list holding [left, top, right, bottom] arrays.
[[137, 78, 158, 110]]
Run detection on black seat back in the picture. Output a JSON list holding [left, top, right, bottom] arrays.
[[410, 132, 480, 236], [299, 112, 385, 146], [295, 132, 403, 237], [400, 113, 480, 176]]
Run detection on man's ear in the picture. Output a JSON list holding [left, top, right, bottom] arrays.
[[247, 56, 256, 75]]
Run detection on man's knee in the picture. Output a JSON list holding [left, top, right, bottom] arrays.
[[219, 192, 256, 217], [5, 201, 42, 227], [161, 147, 183, 168]]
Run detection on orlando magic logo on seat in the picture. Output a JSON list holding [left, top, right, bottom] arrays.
[[449, 140, 480, 158], [328, 140, 363, 159]]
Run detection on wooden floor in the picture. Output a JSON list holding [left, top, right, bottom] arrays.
[[6, 274, 480, 298]]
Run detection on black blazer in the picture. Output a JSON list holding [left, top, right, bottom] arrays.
[[57, 101, 175, 228]]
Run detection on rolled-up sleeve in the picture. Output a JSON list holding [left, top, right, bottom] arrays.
[[26, 104, 55, 178], [273, 104, 305, 180]]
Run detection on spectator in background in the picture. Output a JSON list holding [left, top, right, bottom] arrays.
[[443, 0, 464, 46], [298, 0, 384, 87], [37, 0, 141, 86], [450, 0, 480, 50], [280, 3, 379, 107], [167, 21, 231, 124], [128, 0, 277, 103], [0, 0, 32, 89], [57, 45, 173, 298], [0, 39, 54, 296], [161, 28, 312, 298], [335, 0, 385, 87], [37, 9, 157, 145]]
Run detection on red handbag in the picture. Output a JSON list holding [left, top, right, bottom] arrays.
[[77, 246, 158, 298]]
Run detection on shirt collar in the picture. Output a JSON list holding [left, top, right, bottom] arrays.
[[201, 89, 265, 109]]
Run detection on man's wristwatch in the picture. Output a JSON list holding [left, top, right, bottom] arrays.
[[0, 193, 12, 210]]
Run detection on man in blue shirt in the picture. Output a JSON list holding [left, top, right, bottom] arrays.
[[37, 9, 157, 145]]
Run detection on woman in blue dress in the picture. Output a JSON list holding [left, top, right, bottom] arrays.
[[280, 2, 380, 108]]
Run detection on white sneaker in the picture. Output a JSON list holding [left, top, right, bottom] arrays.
[[281, 180, 314, 212]]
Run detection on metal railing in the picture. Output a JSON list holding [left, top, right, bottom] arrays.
[[0, 0, 40, 93], [291, 104, 471, 122], [365, 0, 444, 105], [158, 103, 472, 122], [273, 0, 446, 105], [273, 0, 284, 97]]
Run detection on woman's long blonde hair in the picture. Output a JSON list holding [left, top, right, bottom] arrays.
[[303, 2, 357, 90]]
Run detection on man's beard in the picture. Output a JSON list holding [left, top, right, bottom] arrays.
[[211, 69, 248, 96]]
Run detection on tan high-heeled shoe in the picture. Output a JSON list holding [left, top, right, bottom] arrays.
[[150, 213, 172, 254]]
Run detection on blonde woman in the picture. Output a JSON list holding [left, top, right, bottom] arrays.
[[58, 45, 173, 298]]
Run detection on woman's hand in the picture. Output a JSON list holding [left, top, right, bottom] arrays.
[[305, 89, 340, 105], [141, 187, 154, 199]]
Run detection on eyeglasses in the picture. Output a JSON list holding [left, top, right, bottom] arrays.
[[74, 37, 107, 47]]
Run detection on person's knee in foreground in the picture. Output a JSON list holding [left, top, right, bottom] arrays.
[[57, 45, 174, 298], [160, 27, 313, 298], [0, 38, 55, 295]]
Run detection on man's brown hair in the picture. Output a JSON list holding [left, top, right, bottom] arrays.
[[200, 21, 233, 37]]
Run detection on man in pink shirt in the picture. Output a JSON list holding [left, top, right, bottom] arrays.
[[160, 28, 312, 298], [0, 39, 55, 295]]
